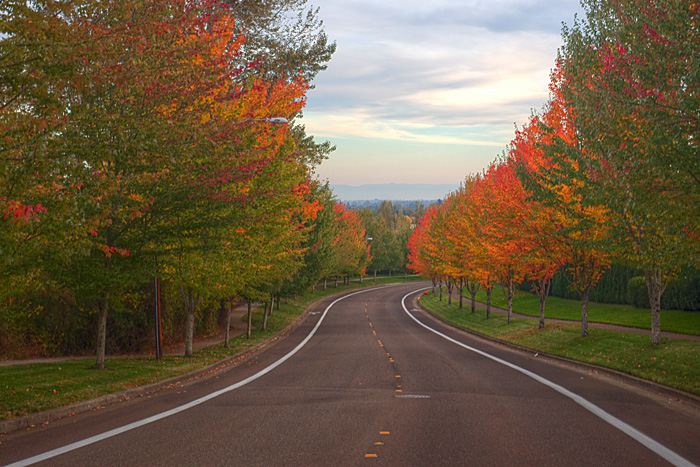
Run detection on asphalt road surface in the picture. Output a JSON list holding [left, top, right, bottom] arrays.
[[2, 282, 699, 466]]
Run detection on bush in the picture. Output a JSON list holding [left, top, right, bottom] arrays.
[[550, 264, 700, 312], [627, 276, 650, 309], [662, 274, 700, 311]]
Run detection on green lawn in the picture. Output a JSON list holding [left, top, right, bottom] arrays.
[[460, 286, 700, 335], [0, 276, 423, 422], [420, 294, 700, 397]]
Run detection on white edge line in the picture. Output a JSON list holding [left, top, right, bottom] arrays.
[[403, 288, 696, 467], [5, 285, 392, 467]]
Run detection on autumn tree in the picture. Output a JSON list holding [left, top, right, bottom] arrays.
[[1, 0, 230, 367], [469, 163, 535, 323], [0, 0, 326, 364], [407, 206, 440, 295], [513, 64, 611, 337], [507, 123, 565, 328], [446, 177, 495, 315], [331, 203, 371, 284], [280, 181, 338, 296], [227, 0, 337, 173], [559, 0, 699, 345]]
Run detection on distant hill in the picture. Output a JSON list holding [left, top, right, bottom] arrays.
[[331, 183, 458, 201]]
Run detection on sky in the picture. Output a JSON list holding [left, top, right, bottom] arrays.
[[302, 0, 584, 187]]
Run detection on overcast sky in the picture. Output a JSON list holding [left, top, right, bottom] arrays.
[[303, 0, 584, 186]]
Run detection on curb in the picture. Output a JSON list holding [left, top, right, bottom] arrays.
[[413, 294, 700, 410], [0, 296, 332, 435]]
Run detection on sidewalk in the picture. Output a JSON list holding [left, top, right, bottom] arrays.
[[440, 289, 700, 342], [0, 303, 256, 367]]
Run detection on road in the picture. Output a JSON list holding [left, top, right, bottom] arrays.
[[1, 282, 699, 466]]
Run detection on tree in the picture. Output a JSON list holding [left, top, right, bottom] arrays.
[[513, 63, 611, 337], [227, 0, 337, 172], [359, 209, 392, 281], [471, 163, 533, 324], [0, 0, 322, 365], [407, 206, 440, 294], [278, 181, 337, 297], [332, 203, 371, 282], [508, 120, 566, 328], [1, 0, 242, 368], [447, 177, 494, 315], [559, 0, 700, 345]]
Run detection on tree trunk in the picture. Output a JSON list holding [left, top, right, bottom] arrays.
[[580, 286, 590, 337], [312, 284, 315, 294], [468, 280, 479, 314], [507, 282, 514, 324], [535, 277, 551, 329], [184, 306, 195, 358], [360, 274, 363, 284], [262, 301, 270, 331], [335, 277, 338, 288], [247, 301, 253, 339], [225, 299, 232, 348], [486, 287, 492, 319], [432, 276, 437, 297], [439, 279, 443, 301], [374, 270, 377, 283], [539, 293, 546, 329], [645, 270, 667, 347], [447, 279, 452, 305], [95, 290, 110, 370], [269, 296, 275, 316], [324, 278, 327, 290], [181, 285, 200, 358], [503, 272, 515, 324], [458, 278, 464, 309]]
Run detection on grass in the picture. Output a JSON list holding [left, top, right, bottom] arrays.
[[0, 276, 423, 422], [420, 294, 700, 397], [463, 287, 700, 336]]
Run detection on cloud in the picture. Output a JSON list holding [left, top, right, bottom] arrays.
[[302, 111, 508, 146], [305, 0, 583, 184]]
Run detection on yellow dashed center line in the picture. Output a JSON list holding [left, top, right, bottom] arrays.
[[364, 311, 397, 460], [367, 310, 405, 403]]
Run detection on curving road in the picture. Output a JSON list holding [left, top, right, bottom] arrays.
[[1, 282, 699, 466]]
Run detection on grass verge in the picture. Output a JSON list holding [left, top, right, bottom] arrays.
[[462, 287, 700, 335], [420, 294, 700, 397], [0, 277, 422, 422]]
